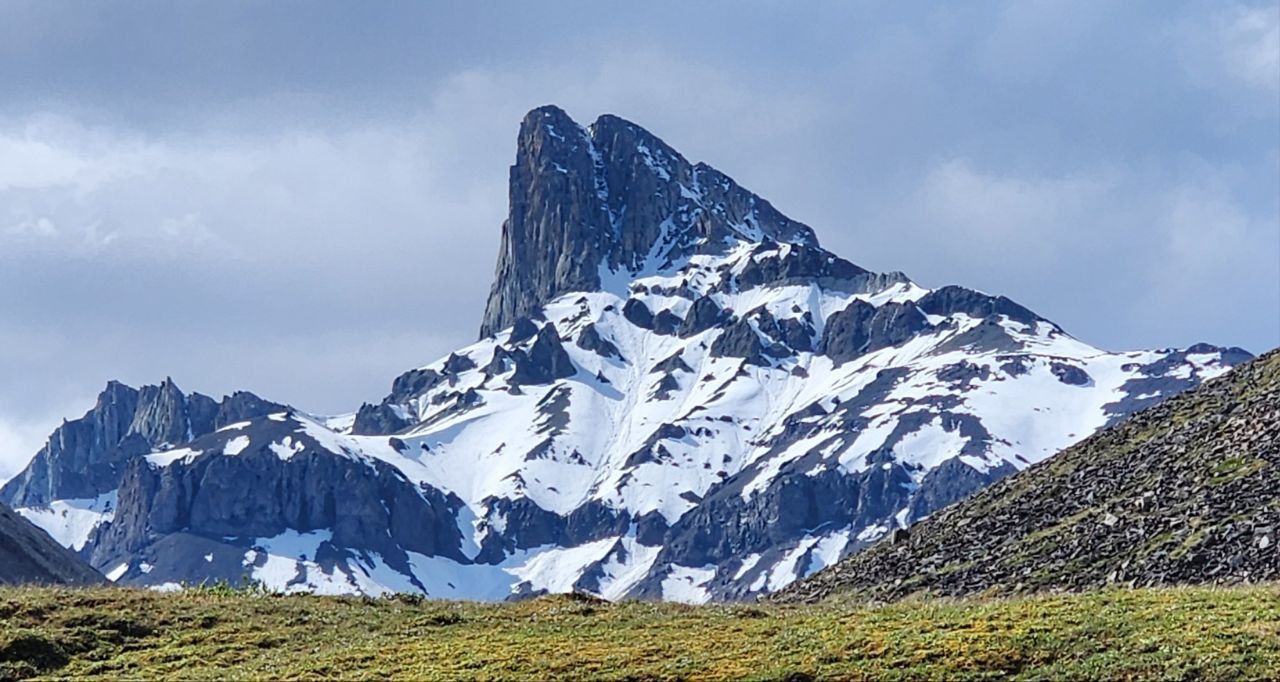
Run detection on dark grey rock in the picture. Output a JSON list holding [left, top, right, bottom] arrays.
[[1051, 362, 1092, 386], [0, 503, 104, 585], [90, 415, 468, 572], [652, 352, 694, 375], [652, 309, 682, 336], [509, 318, 540, 344], [576, 323, 622, 360], [622, 298, 654, 329], [820, 301, 930, 365], [1, 380, 282, 509], [916, 285, 1044, 327], [479, 106, 817, 338], [936, 361, 992, 388], [709, 318, 768, 366], [511, 324, 576, 386], [352, 402, 411, 436], [722, 241, 875, 293], [679, 296, 731, 337]]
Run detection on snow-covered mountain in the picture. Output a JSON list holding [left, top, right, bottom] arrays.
[[1, 106, 1252, 602]]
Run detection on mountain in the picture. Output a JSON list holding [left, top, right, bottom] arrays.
[[0, 105, 1252, 601], [772, 349, 1279, 604], [1, 380, 283, 557], [0, 502, 103, 586]]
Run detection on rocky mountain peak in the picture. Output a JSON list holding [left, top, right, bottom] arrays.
[[479, 106, 819, 338], [0, 380, 282, 509]]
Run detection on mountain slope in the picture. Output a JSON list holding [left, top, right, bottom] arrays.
[[0, 503, 103, 586], [1, 106, 1253, 601], [773, 349, 1279, 604]]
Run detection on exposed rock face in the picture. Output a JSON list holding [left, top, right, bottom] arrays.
[[576, 323, 622, 360], [820, 301, 932, 365], [679, 296, 732, 337], [709, 318, 768, 365], [773, 349, 1280, 604], [0, 380, 282, 508], [479, 105, 816, 338], [0, 503, 103, 585], [351, 402, 412, 438], [915, 285, 1043, 327], [90, 412, 467, 591], [517, 325, 576, 384]]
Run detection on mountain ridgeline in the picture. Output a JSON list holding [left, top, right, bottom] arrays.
[[0, 106, 1253, 600]]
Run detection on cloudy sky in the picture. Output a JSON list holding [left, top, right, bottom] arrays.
[[1, 1, 1277, 480]]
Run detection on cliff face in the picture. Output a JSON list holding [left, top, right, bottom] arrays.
[[479, 105, 815, 338], [88, 412, 467, 591], [1, 380, 282, 510]]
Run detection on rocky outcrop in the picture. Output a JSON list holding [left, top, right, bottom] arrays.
[[773, 350, 1280, 604], [576, 323, 622, 360], [0, 503, 103, 585], [474, 498, 630, 565], [510, 324, 576, 385], [90, 413, 467, 579], [709, 318, 768, 366], [719, 241, 884, 293], [633, 461, 915, 600], [915, 285, 1044, 327], [351, 402, 412, 436], [679, 296, 732, 337], [820, 301, 931, 365], [0, 380, 282, 508], [479, 106, 817, 338]]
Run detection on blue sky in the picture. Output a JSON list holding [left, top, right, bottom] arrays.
[[0, 1, 1277, 478]]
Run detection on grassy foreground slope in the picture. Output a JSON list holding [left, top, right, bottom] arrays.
[[3, 586, 1279, 680]]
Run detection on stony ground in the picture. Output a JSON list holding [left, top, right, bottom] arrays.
[[774, 349, 1279, 605], [2, 585, 1279, 680]]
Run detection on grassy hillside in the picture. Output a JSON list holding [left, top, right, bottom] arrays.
[[2, 585, 1279, 680]]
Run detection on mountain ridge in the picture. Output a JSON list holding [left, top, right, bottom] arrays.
[[1, 106, 1254, 601]]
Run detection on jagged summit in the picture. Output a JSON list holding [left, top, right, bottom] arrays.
[[0, 379, 284, 513], [480, 106, 819, 338]]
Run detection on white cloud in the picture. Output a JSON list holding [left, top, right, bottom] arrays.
[[1219, 5, 1280, 92], [1171, 2, 1280, 99], [915, 158, 1118, 242]]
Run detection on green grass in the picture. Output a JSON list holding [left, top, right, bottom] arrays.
[[2, 585, 1279, 680]]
